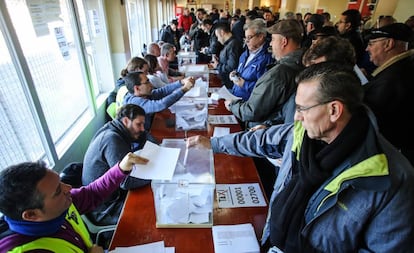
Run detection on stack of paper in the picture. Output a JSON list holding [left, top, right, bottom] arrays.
[[212, 223, 260, 253], [110, 241, 174, 253]]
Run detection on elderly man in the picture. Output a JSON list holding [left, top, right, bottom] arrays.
[[225, 19, 304, 129], [230, 18, 273, 101], [364, 22, 414, 165], [188, 62, 414, 252]]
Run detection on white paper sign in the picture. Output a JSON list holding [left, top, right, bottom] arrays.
[[216, 183, 267, 208], [212, 223, 260, 253], [208, 115, 238, 125]]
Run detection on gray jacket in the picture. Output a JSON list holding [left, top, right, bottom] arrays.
[[229, 49, 304, 128]]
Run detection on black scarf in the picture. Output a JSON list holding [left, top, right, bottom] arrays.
[[269, 108, 368, 252]]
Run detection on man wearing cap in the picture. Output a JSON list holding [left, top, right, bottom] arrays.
[[301, 13, 325, 48], [225, 19, 304, 129], [364, 22, 414, 165]]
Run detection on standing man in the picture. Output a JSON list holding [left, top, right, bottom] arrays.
[[364, 23, 414, 165], [336, 9, 364, 65], [82, 104, 155, 226], [188, 62, 414, 252], [178, 8, 193, 33], [0, 153, 148, 252], [200, 18, 223, 62], [209, 22, 243, 89], [225, 19, 304, 129]]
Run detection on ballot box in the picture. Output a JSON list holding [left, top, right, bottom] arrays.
[[151, 139, 215, 228], [169, 71, 209, 131], [177, 51, 198, 67]]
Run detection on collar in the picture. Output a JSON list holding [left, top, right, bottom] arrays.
[[372, 49, 414, 77]]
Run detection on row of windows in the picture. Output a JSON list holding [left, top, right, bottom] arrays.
[[0, 0, 173, 170]]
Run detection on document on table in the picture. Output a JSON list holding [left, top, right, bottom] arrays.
[[109, 240, 174, 253], [212, 223, 260, 253], [130, 141, 180, 180], [208, 115, 238, 125], [213, 126, 230, 137], [216, 183, 267, 208]]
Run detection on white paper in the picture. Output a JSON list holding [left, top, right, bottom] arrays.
[[183, 86, 201, 97], [131, 141, 180, 180], [111, 240, 167, 253], [213, 126, 230, 137], [212, 223, 260, 253], [208, 115, 238, 125], [216, 183, 267, 208], [210, 86, 241, 101]]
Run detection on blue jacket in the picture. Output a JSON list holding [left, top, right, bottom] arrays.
[[232, 44, 273, 101], [123, 81, 184, 130], [211, 108, 414, 252]]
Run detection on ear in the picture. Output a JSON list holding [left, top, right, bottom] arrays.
[[384, 38, 395, 52], [329, 101, 343, 121], [133, 85, 141, 96], [22, 209, 42, 222]]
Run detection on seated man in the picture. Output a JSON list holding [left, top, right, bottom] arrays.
[[0, 153, 148, 252], [82, 104, 156, 226], [157, 43, 184, 83], [123, 71, 195, 130]]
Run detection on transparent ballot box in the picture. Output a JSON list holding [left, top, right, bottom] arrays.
[[151, 139, 215, 228], [179, 64, 209, 85], [177, 51, 198, 67], [169, 72, 209, 131]]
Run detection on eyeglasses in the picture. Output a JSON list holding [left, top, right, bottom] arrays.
[[367, 38, 389, 47], [337, 20, 347, 24], [295, 101, 331, 113], [244, 34, 258, 42]]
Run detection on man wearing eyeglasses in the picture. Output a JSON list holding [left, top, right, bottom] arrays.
[[187, 62, 414, 252], [225, 19, 304, 129], [364, 23, 414, 165]]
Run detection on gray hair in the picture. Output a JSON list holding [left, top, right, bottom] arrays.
[[243, 18, 267, 35]]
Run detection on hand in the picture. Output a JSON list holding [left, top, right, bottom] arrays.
[[119, 152, 149, 173], [187, 135, 211, 149], [181, 76, 195, 92], [233, 77, 244, 87], [249, 124, 267, 131], [88, 244, 104, 253], [224, 100, 232, 111]]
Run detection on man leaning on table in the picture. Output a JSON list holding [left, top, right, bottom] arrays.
[[187, 62, 414, 253], [0, 153, 149, 253]]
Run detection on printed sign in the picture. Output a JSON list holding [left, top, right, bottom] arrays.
[[216, 183, 267, 208]]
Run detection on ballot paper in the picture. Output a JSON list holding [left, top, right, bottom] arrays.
[[210, 85, 241, 101], [130, 141, 180, 180], [212, 223, 260, 253], [110, 240, 174, 253], [213, 126, 230, 137], [208, 115, 239, 125]]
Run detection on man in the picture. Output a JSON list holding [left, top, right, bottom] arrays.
[[209, 22, 243, 89], [336, 9, 364, 66], [230, 18, 273, 101], [82, 104, 154, 226], [188, 62, 414, 252], [177, 8, 192, 33], [158, 43, 184, 83], [301, 13, 324, 48], [123, 71, 194, 130], [364, 23, 414, 165], [225, 19, 304, 129], [200, 18, 223, 59], [0, 153, 148, 252], [263, 9, 275, 28], [160, 19, 181, 52], [147, 42, 161, 57]]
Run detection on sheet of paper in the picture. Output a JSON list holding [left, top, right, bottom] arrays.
[[208, 115, 238, 125], [213, 126, 230, 137], [111, 240, 166, 253], [131, 141, 180, 180], [210, 86, 241, 101], [183, 86, 201, 97], [212, 223, 260, 253], [216, 183, 267, 208]]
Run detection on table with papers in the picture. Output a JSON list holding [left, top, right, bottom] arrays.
[[109, 74, 268, 252]]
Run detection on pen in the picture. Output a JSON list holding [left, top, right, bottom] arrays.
[[183, 130, 189, 165]]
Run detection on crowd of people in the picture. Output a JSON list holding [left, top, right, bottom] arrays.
[[1, 4, 414, 253]]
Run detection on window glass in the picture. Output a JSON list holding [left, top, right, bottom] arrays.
[[5, 0, 92, 150], [0, 27, 50, 169]]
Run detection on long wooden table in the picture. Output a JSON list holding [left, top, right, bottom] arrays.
[[109, 74, 268, 252]]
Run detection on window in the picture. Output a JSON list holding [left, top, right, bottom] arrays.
[[126, 0, 151, 57], [0, 0, 113, 170]]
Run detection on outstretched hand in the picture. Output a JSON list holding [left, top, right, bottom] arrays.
[[186, 135, 211, 149], [119, 152, 149, 173]]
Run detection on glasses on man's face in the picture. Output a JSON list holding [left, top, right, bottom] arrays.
[[244, 33, 258, 42], [295, 101, 331, 113], [367, 38, 389, 47]]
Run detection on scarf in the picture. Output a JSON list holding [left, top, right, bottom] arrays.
[[269, 108, 369, 252], [4, 210, 67, 236]]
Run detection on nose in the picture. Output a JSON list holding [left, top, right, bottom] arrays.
[[293, 111, 303, 121]]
